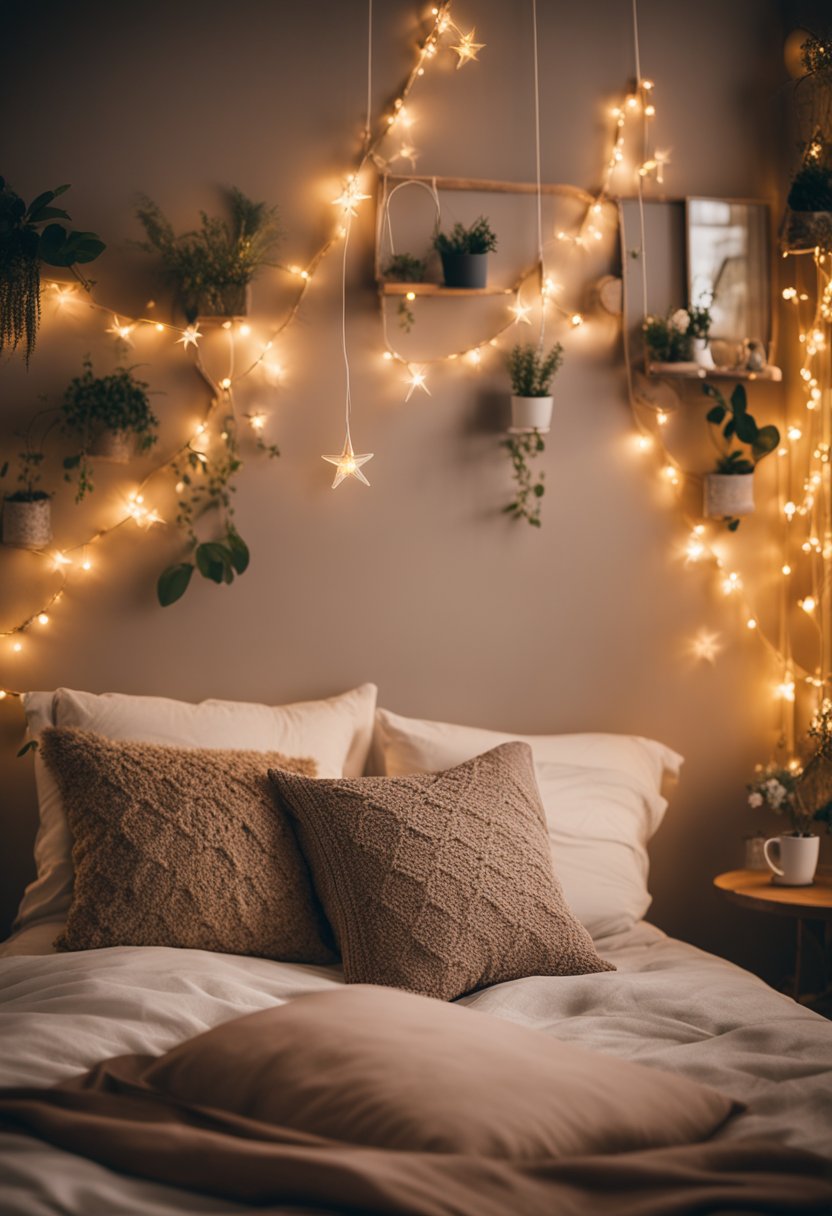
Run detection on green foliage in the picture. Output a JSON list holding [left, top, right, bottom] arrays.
[[383, 253, 426, 282], [397, 299, 415, 333], [800, 32, 832, 77], [704, 382, 779, 532], [506, 343, 564, 397], [157, 530, 250, 606], [433, 216, 497, 255], [1, 408, 55, 502], [60, 359, 159, 502], [788, 163, 832, 212], [503, 432, 545, 527], [0, 178, 105, 364], [135, 188, 281, 320], [643, 312, 692, 362]]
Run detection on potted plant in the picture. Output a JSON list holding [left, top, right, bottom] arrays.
[[782, 33, 832, 250], [507, 342, 564, 432], [61, 359, 158, 499], [1, 439, 52, 550], [688, 300, 713, 367], [503, 432, 545, 527], [643, 309, 694, 364], [135, 187, 281, 321], [0, 178, 105, 364], [433, 216, 497, 289], [702, 383, 780, 530]]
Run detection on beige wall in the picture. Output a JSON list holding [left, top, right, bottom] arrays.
[[0, 0, 816, 973]]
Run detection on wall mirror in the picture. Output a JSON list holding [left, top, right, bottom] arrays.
[[619, 197, 776, 375]]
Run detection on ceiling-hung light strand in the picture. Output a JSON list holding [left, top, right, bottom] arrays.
[[531, 0, 546, 350]]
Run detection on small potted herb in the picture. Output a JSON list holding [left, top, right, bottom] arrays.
[[135, 187, 281, 321], [702, 383, 780, 529], [433, 216, 497, 288], [1, 438, 52, 550], [503, 432, 545, 527], [643, 309, 693, 364], [0, 178, 105, 364], [507, 342, 564, 432], [61, 359, 158, 499]]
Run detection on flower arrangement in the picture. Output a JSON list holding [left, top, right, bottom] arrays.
[[747, 765, 799, 814], [643, 308, 694, 362], [748, 700, 832, 837]]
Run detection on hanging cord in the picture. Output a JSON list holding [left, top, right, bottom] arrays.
[[364, 0, 373, 153], [531, 0, 545, 350], [379, 177, 441, 261], [631, 0, 649, 313]]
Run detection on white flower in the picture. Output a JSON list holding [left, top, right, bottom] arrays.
[[671, 309, 690, 333], [748, 792, 764, 808]]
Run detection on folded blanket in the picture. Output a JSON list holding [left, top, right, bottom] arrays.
[[0, 986, 829, 1215]]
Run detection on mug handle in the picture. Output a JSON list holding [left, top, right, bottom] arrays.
[[763, 837, 784, 877]]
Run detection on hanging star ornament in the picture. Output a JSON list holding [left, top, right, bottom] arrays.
[[510, 300, 532, 325], [177, 324, 202, 351], [451, 29, 484, 69], [332, 176, 371, 217], [404, 366, 431, 402], [322, 436, 374, 488]]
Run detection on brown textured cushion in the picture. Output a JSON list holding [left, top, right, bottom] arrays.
[[268, 742, 613, 1001], [40, 728, 335, 962], [144, 985, 739, 1158]]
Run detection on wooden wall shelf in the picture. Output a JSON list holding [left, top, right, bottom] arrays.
[[647, 362, 783, 383], [381, 282, 513, 298]]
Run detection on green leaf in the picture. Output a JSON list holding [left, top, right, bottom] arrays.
[[705, 405, 726, 424], [752, 424, 780, 459], [16, 739, 39, 758], [227, 531, 249, 574], [0, 461, 8, 479], [730, 384, 747, 413], [724, 419, 736, 439], [62, 454, 81, 469], [734, 413, 758, 444], [196, 541, 233, 584], [157, 562, 194, 606], [728, 518, 740, 532]]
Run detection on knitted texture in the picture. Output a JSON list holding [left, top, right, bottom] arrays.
[[269, 742, 614, 1001], [41, 728, 336, 962]]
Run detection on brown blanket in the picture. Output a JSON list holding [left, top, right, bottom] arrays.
[[0, 986, 830, 1215]]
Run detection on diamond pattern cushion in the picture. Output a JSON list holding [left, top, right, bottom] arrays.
[[40, 728, 336, 963], [269, 742, 613, 1001]]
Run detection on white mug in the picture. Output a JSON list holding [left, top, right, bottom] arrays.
[[763, 835, 820, 887]]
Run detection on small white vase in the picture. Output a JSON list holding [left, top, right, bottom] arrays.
[[704, 472, 754, 518], [692, 337, 713, 368], [763, 834, 820, 886], [510, 396, 553, 433], [2, 496, 53, 549], [91, 429, 133, 463]]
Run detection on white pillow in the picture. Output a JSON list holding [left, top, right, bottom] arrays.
[[373, 708, 682, 939], [14, 684, 378, 934]]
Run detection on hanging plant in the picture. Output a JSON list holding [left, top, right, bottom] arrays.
[[503, 432, 545, 527], [1, 417, 55, 549], [507, 341, 563, 432], [60, 359, 159, 501], [702, 383, 780, 530], [0, 178, 105, 365], [135, 188, 282, 321]]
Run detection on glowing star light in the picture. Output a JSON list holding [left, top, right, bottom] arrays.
[[107, 315, 134, 345], [691, 629, 721, 664], [451, 28, 484, 68], [322, 437, 373, 489], [404, 366, 431, 402], [177, 324, 202, 351], [510, 299, 533, 325], [332, 176, 370, 217]]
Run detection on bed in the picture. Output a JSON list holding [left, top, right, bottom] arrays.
[[0, 686, 830, 1214]]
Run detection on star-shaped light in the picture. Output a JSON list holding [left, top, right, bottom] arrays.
[[691, 629, 721, 664], [177, 324, 202, 351], [107, 315, 134, 345], [404, 365, 431, 402], [322, 436, 373, 488], [332, 176, 371, 217], [510, 299, 532, 325], [397, 144, 420, 167], [451, 29, 484, 68]]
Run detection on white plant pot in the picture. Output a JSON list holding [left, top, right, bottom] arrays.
[[704, 473, 754, 518], [2, 496, 52, 549], [90, 429, 133, 463], [510, 396, 553, 433], [692, 337, 713, 368]]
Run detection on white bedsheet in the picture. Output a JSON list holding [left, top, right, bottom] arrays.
[[0, 921, 830, 1215]]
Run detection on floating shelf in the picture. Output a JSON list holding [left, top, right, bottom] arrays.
[[381, 282, 513, 297], [647, 361, 783, 383]]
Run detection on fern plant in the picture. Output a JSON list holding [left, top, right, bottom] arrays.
[[507, 343, 563, 396], [135, 188, 281, 320]]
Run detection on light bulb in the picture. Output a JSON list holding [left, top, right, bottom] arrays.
[[746, 618, 757, 630], [570, 313, 584, 327], [37, 613, 49, 625], [801, 596, 816, 614]]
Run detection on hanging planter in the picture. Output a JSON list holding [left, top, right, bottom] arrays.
[[506, 343, 564, 435], [135, 189, 280, 323], [0, 179, 105, 365], [1, 494, 52, 549], [701, 383, 779, 530], [511, 395, 554, 432], [89, 428, 134, 463], [433, 216, 497, 289]]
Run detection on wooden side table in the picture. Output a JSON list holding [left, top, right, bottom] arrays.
[[714, 867, 832, 1012]]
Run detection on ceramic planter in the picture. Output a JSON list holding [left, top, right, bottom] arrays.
[[510, 396, 553, 433], [2, 496, 52, 549], [90, 429, 134, 463], [440, 252, 488, 289], [691, 337, 713, 368], [763, 833, 820, 887], [704, 472, 754, 519]]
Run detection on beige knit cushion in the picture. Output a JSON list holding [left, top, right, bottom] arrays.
[[40, 728, 335, 962], [268, 742, 614, 1001]]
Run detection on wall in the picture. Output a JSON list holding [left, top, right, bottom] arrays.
[[0, 0, 809, 974]]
